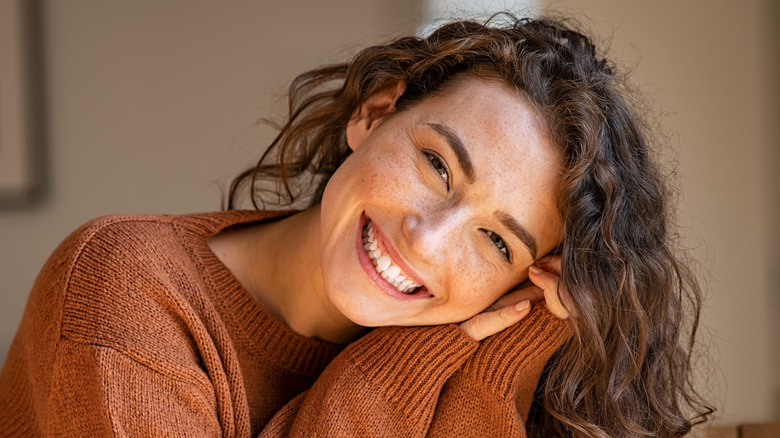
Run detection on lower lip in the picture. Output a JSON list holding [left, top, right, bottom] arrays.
[[356, 213, 430, 301]]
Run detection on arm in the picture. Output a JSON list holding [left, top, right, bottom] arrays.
[[260, 324, 479, 437], [0, 217, 244, 437], [260, 259, 569, 438], [427, 305, 571, 438], [427, 256, 572, 437], [44, 339, 224, 436], [258, 303, 566, 438]]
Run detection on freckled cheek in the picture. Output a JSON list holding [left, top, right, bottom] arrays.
[[361, 160, 431, 209], [442, 248, 502, 307]]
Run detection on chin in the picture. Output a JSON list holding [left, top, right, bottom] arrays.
[[324, 282, 380, 327]]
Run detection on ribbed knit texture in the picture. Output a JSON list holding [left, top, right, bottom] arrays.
[[0, 211, 571, 437]]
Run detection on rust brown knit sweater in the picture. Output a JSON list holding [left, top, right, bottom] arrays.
[[0, 211, 571, 437]]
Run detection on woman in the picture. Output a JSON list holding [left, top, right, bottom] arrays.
[[0, 14, 711, 437]]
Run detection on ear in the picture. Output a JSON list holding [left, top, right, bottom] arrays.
[[346, 81, 406, 151]]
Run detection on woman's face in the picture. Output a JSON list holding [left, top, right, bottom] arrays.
[[319, 75, 563, 328]]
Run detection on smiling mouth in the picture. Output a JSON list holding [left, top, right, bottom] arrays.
[[361, 219, 425, 295]]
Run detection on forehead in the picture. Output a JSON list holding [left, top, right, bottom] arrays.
[[411, 76, 550, 157], [410, 75, 558, 181]]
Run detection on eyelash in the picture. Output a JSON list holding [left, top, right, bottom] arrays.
[[423, 149, 512, 263], [486, 230, 511, 262], [423, 150, 450, 190]]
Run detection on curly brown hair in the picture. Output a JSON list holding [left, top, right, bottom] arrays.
[[228, 14, 712, 437]]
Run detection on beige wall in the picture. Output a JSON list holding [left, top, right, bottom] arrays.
[[1, 0, 777, 427]]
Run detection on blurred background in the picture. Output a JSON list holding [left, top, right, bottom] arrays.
[[1, 0, 777, 428]]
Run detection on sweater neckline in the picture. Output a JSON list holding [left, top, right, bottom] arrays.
[[173, 210, 346, 377]]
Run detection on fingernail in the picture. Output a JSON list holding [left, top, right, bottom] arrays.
[[528, 265, 542, 275], [515, 300, 530, 311]]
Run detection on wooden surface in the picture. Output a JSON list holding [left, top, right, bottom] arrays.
[[707, 423, 780, 438]]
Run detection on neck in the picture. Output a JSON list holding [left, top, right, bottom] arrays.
[[210, 206, 365, 344]]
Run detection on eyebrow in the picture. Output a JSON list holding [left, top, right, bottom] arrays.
[[423, 123, 538, 259], [425, 123, 475, 183], [495, 211, 538, 259]]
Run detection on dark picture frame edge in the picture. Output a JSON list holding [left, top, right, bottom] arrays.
[[0, 0, 48, 209]]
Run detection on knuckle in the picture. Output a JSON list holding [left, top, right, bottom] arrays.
[[460, 320, 477, 339], [472, 314, 488, 332]]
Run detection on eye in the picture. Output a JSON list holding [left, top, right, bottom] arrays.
[[486, 230, 511, 262], [423, 150, 450, 190]]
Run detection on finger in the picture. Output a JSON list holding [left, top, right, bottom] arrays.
[[535, 254, 562, 275], [460, 300, 531, 341], [528, 265, 559, 291], [485, 284, 543, 312], [528, 265, 569, 319]]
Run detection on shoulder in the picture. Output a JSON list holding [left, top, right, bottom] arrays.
[[67, 214, 177, 257], [51, 214, 182, 291], [11, 211, 287, 390], [59, 210, 277, 276], [31, 214, 180, 310], [53, 215, 198, 341], [57, 211, 273, 303], [17, 214, 203, 375], [45, 213, 251, 343], [54, 210, 284, 336], [29, 210, 286, 347]]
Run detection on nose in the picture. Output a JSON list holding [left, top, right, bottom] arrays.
[[401, 208, 463, 265]]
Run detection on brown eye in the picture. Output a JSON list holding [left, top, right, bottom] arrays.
[[424, 150, 450, 190], [487, 230, 511, 262]]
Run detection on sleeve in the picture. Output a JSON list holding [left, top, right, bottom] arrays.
[[426, 305, 573, 438], [258, 307, 569, 438], [0, 216, 239, 437], [258, 324, 480, 438], [46, 339, 222, 436]]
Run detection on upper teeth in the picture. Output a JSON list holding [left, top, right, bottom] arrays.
[[362, 220, 422, 294]]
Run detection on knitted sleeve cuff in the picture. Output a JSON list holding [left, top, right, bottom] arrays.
[[459, 304, 572, 400], [344, 324, 479, 412]]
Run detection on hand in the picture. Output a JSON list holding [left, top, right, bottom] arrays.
[[460, 254, 570, 341], [528, 255, 571, 320], [459, 282, 544, 341]]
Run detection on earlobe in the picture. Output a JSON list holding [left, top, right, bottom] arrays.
[[346, 81, 406, 151]]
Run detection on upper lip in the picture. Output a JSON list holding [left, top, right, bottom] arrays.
[[368, 216, 426, 289]]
